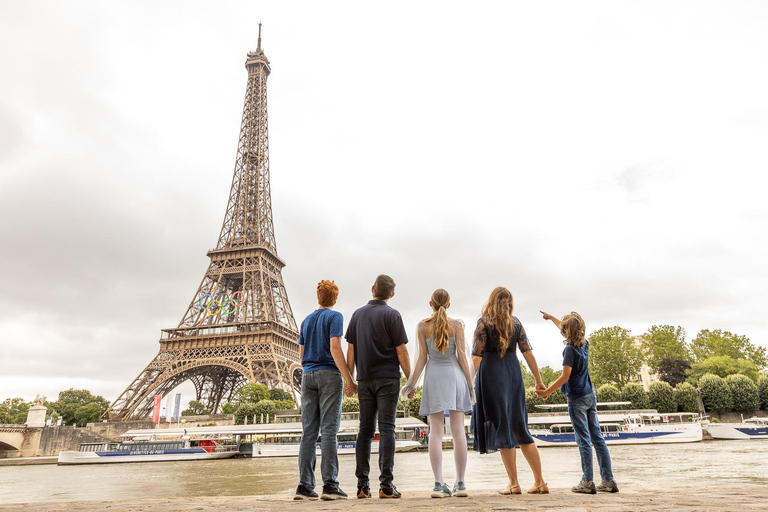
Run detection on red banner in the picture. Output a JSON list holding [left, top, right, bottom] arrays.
[[152, 395, 162, 424]]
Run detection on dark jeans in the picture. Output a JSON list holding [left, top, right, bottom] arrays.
[[568, 392, 614, 483], [298, 370, 343, 490], [355, 377, 400, 489]]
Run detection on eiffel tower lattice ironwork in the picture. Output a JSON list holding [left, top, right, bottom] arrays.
[[106, 27, 302, 420]]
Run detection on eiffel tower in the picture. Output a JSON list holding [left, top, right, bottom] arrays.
[[106, 26, 302, 420]]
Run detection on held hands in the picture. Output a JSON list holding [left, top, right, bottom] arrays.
[[344, 381, 358, 397], [407, 389, 416, 400], [535, 388, 551, 400]]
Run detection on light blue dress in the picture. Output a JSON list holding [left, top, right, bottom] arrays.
[[419, 323, 472, 416]]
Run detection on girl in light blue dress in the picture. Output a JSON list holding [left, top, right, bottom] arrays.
[[402, 289, 473, 498]]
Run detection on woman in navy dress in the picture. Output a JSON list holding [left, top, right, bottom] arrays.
[[471, 287, 549, 494]]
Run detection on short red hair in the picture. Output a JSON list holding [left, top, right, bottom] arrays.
[[317, 280, 339, 307]]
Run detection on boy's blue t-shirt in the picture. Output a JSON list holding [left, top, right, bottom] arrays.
[[298, 308, 344, 373], [561, 341, 593, 398]]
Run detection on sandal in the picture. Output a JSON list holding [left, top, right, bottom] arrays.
[[500, 483, 522, 495], [527, 482, 549, 494]]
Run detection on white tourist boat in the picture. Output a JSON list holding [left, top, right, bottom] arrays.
[[57, 435, 240, 465], [527, 402, 703, 446], [704, 417, 768, 440]]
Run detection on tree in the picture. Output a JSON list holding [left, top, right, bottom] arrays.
[[698, 374, 733, 415], [596, 384, 621, 404], [235, 402, 258, 424], [235, 383, 269, 405], [51, 389, 110, 426], [268, 388, 293, 402], [520, 362, 535, 389], [181, 400, 210, 416], [525, 389, 545, 413], [686, 356, 759, 385], [272, 400, 296, 411], [674, 382, 699, 413], [642, 326, 690, 373], [402, 389, 423, 421], [759, 375, 768, 410], [0, 398, 32, 424], [220, 402, 237, 414], [539, 367, 560, 388], [253, 400, 276, 423], [621, 382, 650, 409], [73, 402, 104, 427], [342, 397, 360, 413], [648, 381, 676, 413], [725, 374, 760, 414], [588, 326, 645, 389], [657, 359, 691, 386], [690, 329, 767, 368]]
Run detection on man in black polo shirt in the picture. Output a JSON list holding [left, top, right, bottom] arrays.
[[345, 274, 411, 499]]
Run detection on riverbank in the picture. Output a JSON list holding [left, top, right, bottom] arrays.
[[0, 486, 765, 511]]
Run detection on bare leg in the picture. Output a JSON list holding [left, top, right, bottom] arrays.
[[498, 448, 520, 492], [449, 411, 467, 484], [519, 442, 547, 492], [428, 413, 445, 484]]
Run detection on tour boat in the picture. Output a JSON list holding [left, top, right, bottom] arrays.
[[526, 403, 703, 446], [57, 435, 241, 465], [704, 417, 768, 440]]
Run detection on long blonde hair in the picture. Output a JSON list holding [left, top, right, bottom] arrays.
[[481, 287, 514, 357], [560, 312, 586, 348], [423, 288, 450, 354]]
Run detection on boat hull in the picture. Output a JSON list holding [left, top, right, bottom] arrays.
[[252, 440, 421, 458], [705, 423, 768, 440], [531, 423, 702, 447], [58, 449, 238, 465]]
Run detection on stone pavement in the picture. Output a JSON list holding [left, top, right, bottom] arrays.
[[1, 486, 766, 512]]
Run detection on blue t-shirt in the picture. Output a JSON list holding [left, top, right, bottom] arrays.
[[345, 299, 408, 380], [561, 341, 593, 398], [298, 308, 344, 373]]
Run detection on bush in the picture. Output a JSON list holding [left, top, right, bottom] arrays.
[[234, 402, 258, 424], [525, 388, 545, 413], [698, 374, 733, 415], [220, 402, 236, 414], [546, 387, 567, 405], [253, 400, 277, 422], [403, 389, 424, 421], [674, 382, 699, 413], [621, 382, 650, 409], [268, 388, 293, 401], [758, 375, 768, 410], [725, 374, 760, 413], [596, 384, 621, 404], [272, 400, 296, 411], [342, 397, 359, 413], [648, 381, 676, 413]]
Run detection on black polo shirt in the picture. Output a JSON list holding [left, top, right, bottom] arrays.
[[345, 299, 409, 380]]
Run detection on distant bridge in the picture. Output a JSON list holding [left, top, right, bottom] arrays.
[[0, 425, 42, 458]]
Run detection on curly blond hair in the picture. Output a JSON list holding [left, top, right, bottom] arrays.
[[560, 312, 586, 348]]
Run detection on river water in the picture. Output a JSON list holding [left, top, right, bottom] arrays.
[[1, 441, 767, 504]]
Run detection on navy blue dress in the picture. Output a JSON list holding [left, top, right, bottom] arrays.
[[471, 316, 535, 453]]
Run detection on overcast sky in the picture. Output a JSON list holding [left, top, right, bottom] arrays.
[[1, 1, 767, 404]]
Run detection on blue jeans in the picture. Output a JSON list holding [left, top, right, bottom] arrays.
[[356, 377, 400, 489], [298, 370, 343, 490], [568, 392, 614, 483]]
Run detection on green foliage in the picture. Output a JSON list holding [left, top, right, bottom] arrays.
[[253, 400, 277, 422], [520, 362, 535, 388], [235, 383, 270, 404], [0, 398, 32, 424], [402, 389, 424, 420], [546, 387, 567, 405], [51, 389, 110, 426], [674, 382, 699, 413], [539, 367, 560, 388], [725, 374, 760, 413], [525, 388, 545, 413], [220, 402, 237, 414], [342, 397, 360, 413], [642, 326, 690, 373], [698, 373, 733, 415], [268, 388, 293, 401], [657, 359, 691, 386], [686, 356, 759, 385], [596, 384, 621, 404], [181, 400, 210, 416], [272, 400, 296, 411], [648, 381, 676, 413], [73, 402, 104, 427], [758, 375, 768, 410], [234, 402, 258, 424], [621, 382, 650, 409], [588, 326, 645, 389], [690, 329, 767, 368]]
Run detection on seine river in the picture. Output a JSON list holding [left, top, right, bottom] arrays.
[[1, 441, 767, 504]]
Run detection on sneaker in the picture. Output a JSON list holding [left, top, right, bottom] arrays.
[[453, 481, 468, 498], [320, 485, 348, 500], [294, 484, 319, 500], [379, 485, 402, 499], [596, 480, 619, 493], [431, 482, 451, 498], [571, 480, 596, 494], [356, 485, 371, 499]]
